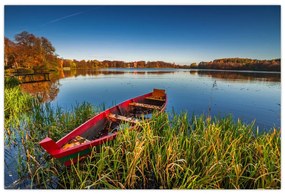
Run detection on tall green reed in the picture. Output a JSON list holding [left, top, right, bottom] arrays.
[[57, 112, 280, 189], [4, 88, 280, 189], [52, 114, 281, 189]]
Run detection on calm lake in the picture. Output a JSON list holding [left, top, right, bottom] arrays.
[[5, 68, 280, 188], [24, 68, 280, 130]]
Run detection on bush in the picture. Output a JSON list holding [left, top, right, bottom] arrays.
[[4, 77, 20, 88]]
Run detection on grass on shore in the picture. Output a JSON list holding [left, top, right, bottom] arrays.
[[4, 86, 33, 143], [57, 113, 280, 189], [4, 87, 281, 189]]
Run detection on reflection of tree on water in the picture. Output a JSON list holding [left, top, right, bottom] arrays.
[[195, 70, 280, 82], [63, 69, 174, 77], [63, 69, 124, 77], [189, 71, 198, 76], [20, 69, 280, 103], [19, 69, 132, 102], [20, 72, 61, 102], [147, 71, 174, 75]]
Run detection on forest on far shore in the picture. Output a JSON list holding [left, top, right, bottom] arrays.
[[4, 31, 281, 73], [196, 58, 280, 71]]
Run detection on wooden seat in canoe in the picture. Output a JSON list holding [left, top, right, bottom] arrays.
[[129, 102, 161, 110], [145, 96, 166, 102], [145, 89, 166, 101], [108, 113, 140, 124]]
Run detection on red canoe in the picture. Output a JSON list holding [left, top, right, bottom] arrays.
[[39, 89, 167, 166]]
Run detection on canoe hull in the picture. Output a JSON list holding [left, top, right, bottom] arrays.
[[39, 89, 167, 166]]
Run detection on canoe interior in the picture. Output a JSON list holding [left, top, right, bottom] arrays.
[[80, 93, 166, 141]]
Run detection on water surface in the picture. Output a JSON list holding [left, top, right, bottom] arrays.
[[22, 68, 280, 130], [5, 68, 280, 188]]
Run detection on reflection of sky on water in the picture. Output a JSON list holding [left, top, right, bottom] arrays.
[[50, 69, 280, 130]]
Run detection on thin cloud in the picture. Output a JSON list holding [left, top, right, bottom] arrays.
[[41, 11, 84, 27]]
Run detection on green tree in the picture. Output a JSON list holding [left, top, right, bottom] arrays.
[[190, 63, 197, 68]]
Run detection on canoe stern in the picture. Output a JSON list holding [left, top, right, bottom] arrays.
[[39, 137, 60, 156]]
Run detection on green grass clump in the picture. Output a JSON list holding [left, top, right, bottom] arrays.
[[57, 113, 280, 189], [5, 98, 280, 189], [4, 86, 33, 138], [5, 99, 101, 188], [4, 76, 20, 88]]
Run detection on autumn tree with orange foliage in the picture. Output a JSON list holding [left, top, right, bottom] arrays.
[[5, 31, 60, 73]]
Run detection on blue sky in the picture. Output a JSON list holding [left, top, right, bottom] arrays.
[[4, 6, 280, 64]]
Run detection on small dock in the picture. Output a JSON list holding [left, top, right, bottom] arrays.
[[11, 72, 51, 83]]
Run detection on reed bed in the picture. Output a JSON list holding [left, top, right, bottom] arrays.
[[57, 114, 280, 189], [4, 89, 281, 189], [4, 86, 33, 144]]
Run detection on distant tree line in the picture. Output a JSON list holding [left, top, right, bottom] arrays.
[[4, 32, 177, 72], [197, 58, 281, 71], [4, 32, 281, 73], [62, 59, 177, 69]]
